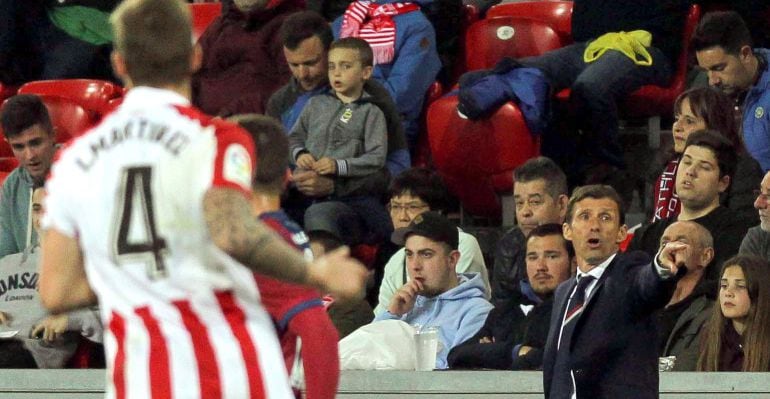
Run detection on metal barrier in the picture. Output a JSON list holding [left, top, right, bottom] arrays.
[[0, 370, 768, 398]]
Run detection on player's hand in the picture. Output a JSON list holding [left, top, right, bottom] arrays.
[[388, 278, 423, 316], [658, 241, 691, 276], [296, 153, 316, 170], [292, 169, 334, 197], [31, 314, 68, 342], [0, 311, 11, 326], [307, 246, 367, 301], [313, 157, 337, 175], [479, 336, 494, 344]]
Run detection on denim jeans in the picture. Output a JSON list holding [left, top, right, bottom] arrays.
[[522, 42, 673, 170]]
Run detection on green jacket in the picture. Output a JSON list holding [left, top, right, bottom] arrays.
[[0, 167, 36, 258]]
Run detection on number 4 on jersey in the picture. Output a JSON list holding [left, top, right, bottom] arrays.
[[113, 166, 168, 279]]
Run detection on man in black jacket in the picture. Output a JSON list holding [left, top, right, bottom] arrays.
[[448, 223, 573, 370], [543, 184, 679, 399]]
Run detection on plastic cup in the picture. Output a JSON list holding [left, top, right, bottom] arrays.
[[414, 326, 439, 371]]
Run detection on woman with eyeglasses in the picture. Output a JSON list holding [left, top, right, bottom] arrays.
[[650, 87, 762, 223]]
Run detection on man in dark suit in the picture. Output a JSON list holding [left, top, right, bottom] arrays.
[[543, 185, 684, 399]]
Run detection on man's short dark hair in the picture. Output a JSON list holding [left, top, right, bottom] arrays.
[[0, 94, 54, 139], [280, 11, 333, 51], [513, 156, 568, 199], [527, 223, 574, 259], [683, 129, 737, 180], [565, 185, 625, 225], [228, 114, 289, 194], [330, 38, 374, 68], [691, 11, 753, 55], [388, 167, 451, 212]]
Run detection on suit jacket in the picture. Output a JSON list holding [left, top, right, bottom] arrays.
[[542, 251, 677, 399]]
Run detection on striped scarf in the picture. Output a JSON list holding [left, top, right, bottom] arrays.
[[340, 1, 420, 65]]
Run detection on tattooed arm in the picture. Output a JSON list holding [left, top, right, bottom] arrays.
[[203, 187, 366, 298]]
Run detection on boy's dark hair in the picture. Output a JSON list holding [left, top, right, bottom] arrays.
[[280, 11, 333, 51], [388, 168, 450, 212], [527, 223, 574, 259], [228, 114, 289, 195], [513, 156, 568, 199], [329, 38, 374, 67], [307, 230, 344, 253], [0, 94, 54, 139], [691, 11, 753, 55], [683, 129, 737, 180], [565, 185, 625, 225]]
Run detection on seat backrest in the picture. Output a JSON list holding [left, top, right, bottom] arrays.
[[190, 2, 222, 42], [0, 83, 16, 105], [671, 4, 702, 89], [18, 79, 123, 117], [40, 95, 95, 142], [465, 16, 564, 71], [487, 0, 573, 43]]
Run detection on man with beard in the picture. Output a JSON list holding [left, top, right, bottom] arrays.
[[448, 223, 574, 370]]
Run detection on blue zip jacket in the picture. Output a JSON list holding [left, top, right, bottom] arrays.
[[743, 48, 770, 172], [374, 273, 493, 369]]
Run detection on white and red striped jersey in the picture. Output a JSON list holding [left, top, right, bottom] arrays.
[[42, 87, 293, 399]]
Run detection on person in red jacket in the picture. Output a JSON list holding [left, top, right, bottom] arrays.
[[232, 114, 340, 399], [193, 0, 304, 116]]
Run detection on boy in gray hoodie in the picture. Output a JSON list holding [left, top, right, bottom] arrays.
[[289, 37, 390, 243]]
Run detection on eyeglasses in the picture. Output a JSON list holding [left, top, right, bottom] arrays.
[[387, 202, 429, 215]]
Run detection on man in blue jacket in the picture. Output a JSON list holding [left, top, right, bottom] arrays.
[[692, 11, 770, 172], [374, 211, 493, 369]]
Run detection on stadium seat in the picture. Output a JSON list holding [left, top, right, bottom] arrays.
[[413, 81, 444, 167], [486, 0, 573, 43], [190, 2, 222, 42], [18, 79, 123, 118], [464, 16, 565, 71], [0, 83, 16, 105], [451, 4, 481, 83], [0, 157, 18, 172], [427, 95, 539, 218]]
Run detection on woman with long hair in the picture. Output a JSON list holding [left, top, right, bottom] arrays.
[[697, 255, 770, 371], [651, 87, 762, 222]]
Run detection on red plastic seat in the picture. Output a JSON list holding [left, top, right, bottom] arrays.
[[0, 83, 16, 105], [486, 1, 573, 43], [190, 2, 222, 42], [465, 16, 565, 71], [18, 79, 123, 117], [0, 157, 18, 172], [427, 95, 539, 218], [414, 81, 444, 168], [451, 4, 482, 83]]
